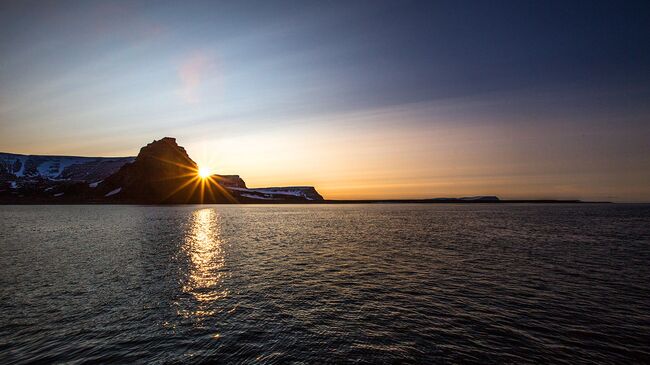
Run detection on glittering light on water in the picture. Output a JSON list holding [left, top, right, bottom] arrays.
[[181, 208, 228, 319]]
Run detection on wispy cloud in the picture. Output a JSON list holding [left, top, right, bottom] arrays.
[[178, 53, 213, 104]]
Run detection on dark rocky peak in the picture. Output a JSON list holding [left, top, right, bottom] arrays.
[[136, 137, 197, 171], [97, 137, 214, 203]]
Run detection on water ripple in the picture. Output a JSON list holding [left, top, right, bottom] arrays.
[[1, 204, 649, 363]]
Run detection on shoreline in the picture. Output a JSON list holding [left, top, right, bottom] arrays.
[[0, 199, 615, 205]]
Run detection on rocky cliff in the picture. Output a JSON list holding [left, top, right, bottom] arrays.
[[98, 137, 234, 203], [0, 137, 324, 204]]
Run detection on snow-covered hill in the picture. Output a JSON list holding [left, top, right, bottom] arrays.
[[0, 152, 135, 184], [227, 186, 323, 201]]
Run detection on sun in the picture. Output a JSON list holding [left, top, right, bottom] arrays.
[[197, 166, 211, 179]]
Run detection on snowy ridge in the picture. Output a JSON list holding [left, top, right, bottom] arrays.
[[0, 153, 134, 182], [228, 186, 323, 201]]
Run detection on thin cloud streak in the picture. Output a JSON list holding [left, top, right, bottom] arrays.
[[178, 53, 214, 104]]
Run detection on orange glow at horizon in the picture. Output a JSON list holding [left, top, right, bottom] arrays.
[[178, 110, 650, 203], [6, 100, 648, 203]]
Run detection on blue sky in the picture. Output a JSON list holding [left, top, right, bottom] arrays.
[[1, 1, 649, 200]]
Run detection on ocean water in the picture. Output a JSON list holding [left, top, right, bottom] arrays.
[[1, 204, 649, 364]]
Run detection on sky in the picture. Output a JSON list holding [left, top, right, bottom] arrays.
[[1, 0, 649, 201]]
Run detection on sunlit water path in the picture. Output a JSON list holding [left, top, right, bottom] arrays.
[[1, 204, 649, 363]]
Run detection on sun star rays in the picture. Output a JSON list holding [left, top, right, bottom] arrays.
[[152, 157, 238, 203]]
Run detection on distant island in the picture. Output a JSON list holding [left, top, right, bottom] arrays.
[[0, 137, 599, 204]]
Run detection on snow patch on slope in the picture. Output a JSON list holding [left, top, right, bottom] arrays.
[[239, 193, 278, 200], [228, 186, 321, 200], [14, 156, 27, 177], [105, 187, 122, 197]]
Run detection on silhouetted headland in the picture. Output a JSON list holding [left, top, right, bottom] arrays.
[[0, 137, 606, 204]]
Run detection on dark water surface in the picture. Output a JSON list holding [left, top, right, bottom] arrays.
[[1, 204, 649, 364]]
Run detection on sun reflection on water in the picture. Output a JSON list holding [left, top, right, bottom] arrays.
[[181, 208, 228, 319]]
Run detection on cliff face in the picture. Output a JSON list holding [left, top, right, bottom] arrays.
[[98, 137, 233, 203]]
